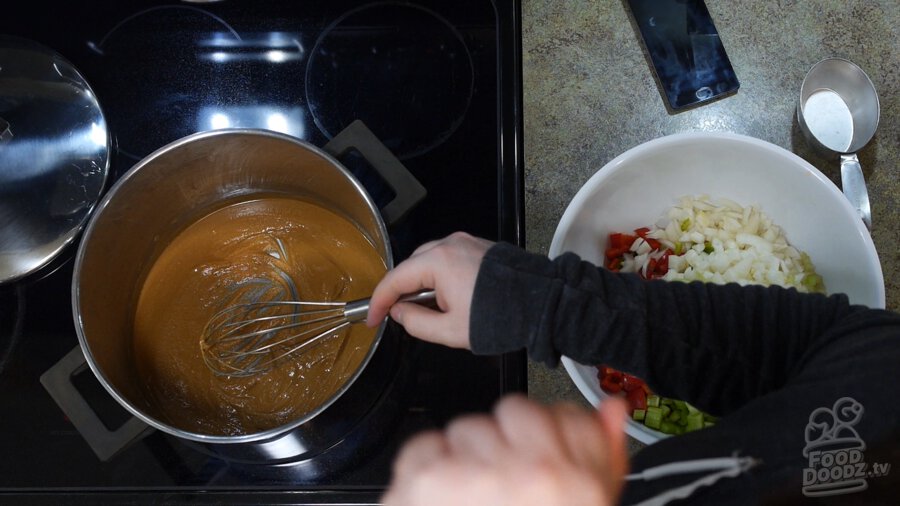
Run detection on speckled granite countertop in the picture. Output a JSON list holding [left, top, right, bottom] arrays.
[[521, 0, 898, 451]]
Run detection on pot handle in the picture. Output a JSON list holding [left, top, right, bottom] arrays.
[[40, 346, 153, 461], [324, 120, 427, 226]]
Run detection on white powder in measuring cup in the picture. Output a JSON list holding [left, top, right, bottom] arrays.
[[803, 89, 854, 152]]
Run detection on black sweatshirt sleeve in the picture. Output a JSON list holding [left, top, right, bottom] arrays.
[[469, 242, 899, 417]]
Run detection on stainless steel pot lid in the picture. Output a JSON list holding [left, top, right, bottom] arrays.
[[0, 35, 109, 283]]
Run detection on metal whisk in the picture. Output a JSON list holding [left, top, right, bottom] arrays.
[[200, 290, 436, 377]]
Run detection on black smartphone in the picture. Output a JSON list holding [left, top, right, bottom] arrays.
[[624, 0, 740, 110]]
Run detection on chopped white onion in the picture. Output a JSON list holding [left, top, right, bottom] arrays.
[[613, 195, 825, 293]]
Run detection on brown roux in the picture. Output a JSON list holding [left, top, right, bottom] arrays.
[[132, 197, 386, 436]]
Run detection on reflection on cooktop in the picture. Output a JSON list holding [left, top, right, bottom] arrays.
[[87, 5, 257, 161], [306, 2, 474, 159]]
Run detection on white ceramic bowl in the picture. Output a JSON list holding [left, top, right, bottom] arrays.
[[548, 131, 885, 445]]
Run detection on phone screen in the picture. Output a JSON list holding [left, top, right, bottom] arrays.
[[625, 0, 740, 110]]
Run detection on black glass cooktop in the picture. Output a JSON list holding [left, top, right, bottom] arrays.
[[0, 1, 524, 503]]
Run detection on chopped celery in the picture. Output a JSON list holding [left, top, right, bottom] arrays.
[[659, 420, 683, 435], [799, 253, 826, 294], [674, 242, 684, 255], [632, 398, 716, 434], [680, 218, 691, 231], [630, 394, 717, 434], [703, 241, 714, 254], [645, 407, 663, 430], [802, 273, 825, 292], [685, 412, 704, 432], [602, 367, 718, 436]]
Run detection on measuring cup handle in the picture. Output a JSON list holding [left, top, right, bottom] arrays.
[[840, 154, 872, 231]]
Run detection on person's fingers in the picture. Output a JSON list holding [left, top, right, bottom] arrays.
[[493, 394, 564, 460], [444, 414, 507, 463], [384, 393, 626, 506], [390, 430, 449, 483], [409, 231, 484, 257], [389, 302, 441, 338], [409, 238, 442, 257], [389, 302, 469, 348], [595, 397, 630, 484], [366, 256, 436, 327], [366, 231, 489, 335], [548, 402, 607, 469]]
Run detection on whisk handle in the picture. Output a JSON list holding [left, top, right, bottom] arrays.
[[344, 290, 437, 323]]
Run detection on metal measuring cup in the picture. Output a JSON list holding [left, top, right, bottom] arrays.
[[797, 57, 880, 231]]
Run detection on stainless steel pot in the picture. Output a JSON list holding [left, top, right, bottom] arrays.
[[42, 122, 425, 462]]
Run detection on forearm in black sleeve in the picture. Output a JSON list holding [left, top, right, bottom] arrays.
[[469, 242, 879, 415]]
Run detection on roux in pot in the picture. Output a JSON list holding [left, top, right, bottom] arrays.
[[132, 196, 386, 436]]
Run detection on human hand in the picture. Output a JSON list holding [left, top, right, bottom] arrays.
[[382, 394, 630, 506], [366, 231, 494, 349]]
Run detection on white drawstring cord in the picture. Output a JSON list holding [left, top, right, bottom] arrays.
[[625, 454, 761, 506]]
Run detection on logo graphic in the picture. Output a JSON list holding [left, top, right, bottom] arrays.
[[802, 397, 891, 497]]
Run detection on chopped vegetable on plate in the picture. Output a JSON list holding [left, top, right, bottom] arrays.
[[597, 195, 826, 436]]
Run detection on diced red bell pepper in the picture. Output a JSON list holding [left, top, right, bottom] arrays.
[[621, 372, 643, 392], [598, 367, 624, 394], [609, 232, 637, 250], [600, 376, 622, 394], [605, 246, 630, 260], [634, 227, 661, 250], [656, 250, 671, 275], [606, 233, 637, 261], [626, 387, 648, 411], [606, 369, 624, 383], [598, 365, 653, 404], [647, 257, 658, 277]]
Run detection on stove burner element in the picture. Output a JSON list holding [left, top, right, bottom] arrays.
[[306, 2, 474, 159]]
